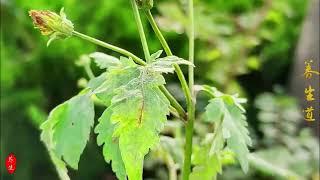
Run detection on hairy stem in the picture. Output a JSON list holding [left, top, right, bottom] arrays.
[[130, 0, 151, 62], [182, 0, 195, 179], [72, 30, 185, 119], [144, 10, 192, 119]]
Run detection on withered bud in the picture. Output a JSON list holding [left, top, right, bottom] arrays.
[[29, 8, 74, 46]]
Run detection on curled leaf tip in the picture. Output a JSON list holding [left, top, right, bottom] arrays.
[[29, 8, 74, 45]]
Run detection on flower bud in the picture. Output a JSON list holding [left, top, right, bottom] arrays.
[[29, 8, 74, 46], [135, 0, 153, 10]]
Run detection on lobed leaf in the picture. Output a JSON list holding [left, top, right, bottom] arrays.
[[93, 57, 170, 180], [88, 57, 140, 105], [204, 89, 251, 173], [222, 98, 251, 172]]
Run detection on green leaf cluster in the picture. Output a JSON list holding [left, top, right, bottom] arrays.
[[41, 53, 175, 180]]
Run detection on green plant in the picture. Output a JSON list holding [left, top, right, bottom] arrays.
[[29, 1, 252, 180]]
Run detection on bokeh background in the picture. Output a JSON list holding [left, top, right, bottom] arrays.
[[1, 0, 319, 179]]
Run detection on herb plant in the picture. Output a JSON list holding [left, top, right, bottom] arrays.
[[29, 0, 251, 180]]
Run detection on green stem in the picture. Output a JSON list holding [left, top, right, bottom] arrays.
[[182, 0, 195, 179], [160, 85, 186, 120], [145, 10, 173, 56], [130, 1, 187, 119], [130, 0, 151, 62], [145, 10, 192, 118], [73, 31, 146, 65], [72, 30, 185, 119]]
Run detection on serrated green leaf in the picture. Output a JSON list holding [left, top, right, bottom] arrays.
[[112, 79, 169, 180], [149, 56, 194, 74], [89, 52, 120, 69], [205, 98, 224, 123], [209, 128, 224, 156], [92, 58, 170, 180], [223, 101, 251, 173], [205, 91, 251, 173], [95, 108, 126, 180], [40, 94, 94, 170], [89, 57, 140, 105]]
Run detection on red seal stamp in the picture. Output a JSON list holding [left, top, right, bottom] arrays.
[[5, 153, 17, 174]]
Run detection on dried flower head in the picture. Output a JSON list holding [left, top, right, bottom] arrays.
[[29, 8, 74, 46]]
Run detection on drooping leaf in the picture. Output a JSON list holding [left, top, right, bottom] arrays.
[[41, 105, 70, 180], [95, 108, 126, 180], [89, 52, 120, 69], [222, 98, 251, 172], [40, 93, 94, 170], [204, 88, 251, 173]]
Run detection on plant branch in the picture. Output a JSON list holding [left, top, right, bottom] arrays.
[[73, 31, 146, 65], [144, 10, 192, 119], [182, 0, 195, 179], [130, 0, 151, 62], [72, 30, 185, 120], [145, 10, 173, 56], [130, 0, 186, 120], [160, 86, 186, 120]]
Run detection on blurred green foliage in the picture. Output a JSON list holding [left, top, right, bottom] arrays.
[[1, 0, 318, 179], [156, 0, 308, 94]]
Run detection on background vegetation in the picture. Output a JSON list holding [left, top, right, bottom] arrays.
[[1, 0, 319, 179]]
